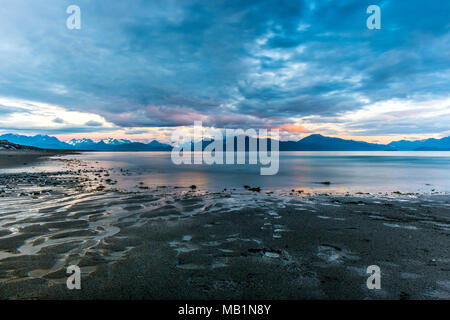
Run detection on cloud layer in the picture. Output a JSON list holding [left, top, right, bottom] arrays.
[[0, 0, 448, 141]]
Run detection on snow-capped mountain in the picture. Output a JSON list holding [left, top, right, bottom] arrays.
[[1, 133, 449, 152], [67, 138, 95, 146], [0, 134, 172, 151], [99, 138, 133, 145]]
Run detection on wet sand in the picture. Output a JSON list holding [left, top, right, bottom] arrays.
[[0, 156, 449, 300], [0, 150, 77, 169]]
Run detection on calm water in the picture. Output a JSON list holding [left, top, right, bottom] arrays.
[[36, 151, 450, 194]]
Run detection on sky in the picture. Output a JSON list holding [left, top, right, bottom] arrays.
[[0, 0, 449, 144]]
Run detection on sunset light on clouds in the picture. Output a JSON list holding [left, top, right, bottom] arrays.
[[0, 0, 448, 144]]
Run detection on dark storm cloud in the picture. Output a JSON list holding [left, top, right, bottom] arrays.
[[0, 0, 448, 133]]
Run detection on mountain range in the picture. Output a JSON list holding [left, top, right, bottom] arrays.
[[0, 133, 449, 152], [0, 134, 172, 151], [387, 136, 450, 151]]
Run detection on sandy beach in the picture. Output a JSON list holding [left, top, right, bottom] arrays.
[[0, 152, 449, 300], [0, 150, 77, 169]]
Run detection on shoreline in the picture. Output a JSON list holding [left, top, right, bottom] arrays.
[[0, 150, 79, 169], [0, 154, 449, 300]]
